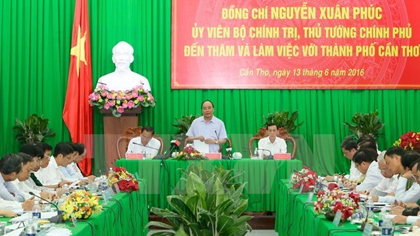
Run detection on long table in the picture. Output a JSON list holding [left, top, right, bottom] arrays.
[[1, 180, 148, 236], [117, 158, 302, 212], [275, 179, 363, 236]]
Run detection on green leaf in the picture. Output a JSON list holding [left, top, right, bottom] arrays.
[[213, 178, 224, 207], [216, 215, 234, 234], [232, 199, 248, 216], [174, 227, 188, 236], [167, 196, 196, 224], [186, 173, 206, 200], [145, 221, 174, 231]]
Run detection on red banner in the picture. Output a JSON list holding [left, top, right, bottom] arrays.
[[172, 0, 420, 89]]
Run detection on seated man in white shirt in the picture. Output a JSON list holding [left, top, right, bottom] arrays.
[[384, 152, 420, 225], [324, 137, 361, 182], [20, 143, 70, 193], [382, 147, 420, 204], [346, 148, 384, 192], [35, 142, 76, 185], [257, 123, 287, 158], [60, 143, 96, 182], [13, 153, 55, 200], [0, 154, 27, 202], [126, 126, 161, 158], [369, 151, 398, 197]]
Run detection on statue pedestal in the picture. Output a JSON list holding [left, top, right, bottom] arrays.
[[101, 107, 143, 168]]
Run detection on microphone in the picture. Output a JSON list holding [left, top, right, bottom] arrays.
[[28, 192, 63, 223], [98, 82, 107, 85], [132, 142, 160, 151], [256, 148, 273, 160], [154, 139, 181, 159]]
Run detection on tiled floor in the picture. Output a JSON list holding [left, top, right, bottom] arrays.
[[147, 230, 277, 235]]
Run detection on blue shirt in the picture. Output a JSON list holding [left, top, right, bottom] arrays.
[[186, 116, 228, 153], [0, 174, 26, 202]]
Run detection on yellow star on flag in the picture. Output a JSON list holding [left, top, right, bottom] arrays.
[[70, 26, 87, 77]]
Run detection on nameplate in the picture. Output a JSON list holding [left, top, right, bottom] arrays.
[[274, 153, 291, 160], [333, 211, 342, 226], [126, 153, 143, 160], [362, 224, 373, 236], [307, 192, 314, 203], [205, 153, 221, 160], [71, 213, 77, 227]]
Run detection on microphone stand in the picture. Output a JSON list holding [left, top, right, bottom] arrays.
[[257, 148, 273, 160], [29, 192, 63, 223]]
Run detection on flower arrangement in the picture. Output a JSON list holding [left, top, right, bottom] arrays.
[[88, 85, 155, 117], [393, 131, 420, 150], [172, 144, 207, 160], [290, 167, 317, 192], [314, 188, 359, 221], [61, 190, 102, 220], [107, 167, 139, 192]]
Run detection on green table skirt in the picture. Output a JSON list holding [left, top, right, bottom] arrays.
[[0, 180, 148, 236], [117, 158, 302, 211], [275, 179, 362, 236]]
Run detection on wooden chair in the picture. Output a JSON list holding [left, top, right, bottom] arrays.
[[248, 129, 296, 158], [117, 127, 164, 158]]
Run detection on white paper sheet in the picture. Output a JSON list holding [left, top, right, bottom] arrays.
[[193, 140, 209, 153]]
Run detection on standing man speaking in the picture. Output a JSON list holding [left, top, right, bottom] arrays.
[[186, 100, 227, 153]]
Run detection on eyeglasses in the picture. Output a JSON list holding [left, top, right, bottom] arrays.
[[412, 175, 419, 181], [44, 154, 52, 159], [25, 167, 34, 174], [379, 167, 390, 173]]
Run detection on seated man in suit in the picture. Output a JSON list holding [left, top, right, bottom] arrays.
[[258, 123, 287, 158], [126, 126, 161, 158]]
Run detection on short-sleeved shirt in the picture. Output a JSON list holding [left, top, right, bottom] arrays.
[[126, 137, 161, 157], [186, 116, 228, 153], [257, 137, 287, 156]]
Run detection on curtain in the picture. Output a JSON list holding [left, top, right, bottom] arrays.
[[1, 0, 420, 176]]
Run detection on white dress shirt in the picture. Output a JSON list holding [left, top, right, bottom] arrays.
[[257, 137, 287, 156], [126, 137, 161, 157], [377, 178, 420, 204], [186, 116, 228, 153], [12, 180, 37, 200], [59, 163, 85, 180], [370, 175, 399, 196], [0, 197, 22, 211], [345, 161, 362, 181], [0, 174, 26, 202], [355, 161, 384, 191], [35, 157, 75, 185]]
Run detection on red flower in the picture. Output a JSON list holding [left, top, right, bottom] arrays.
[[328, 183, 338, 191]]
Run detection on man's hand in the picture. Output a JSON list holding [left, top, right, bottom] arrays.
[[393, 215, 407, 224], [324, 176, 334, 182], [196, 136, 205, 142], [40, 191, 51, 200], [390, 206, 405, 215], [59, 180, 72, 187], [204, 138, 217, 144], [0, 210, 17, 217], [21, 197, 35, 211], [87, 175, 96, 183]]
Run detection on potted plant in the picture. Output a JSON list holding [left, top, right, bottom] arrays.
[[255, 111, 303, 138], [146, 163, 252, 235], [13, 114, 56, 144], [344, 110, 384, 138], [172, 114, 200, 142]]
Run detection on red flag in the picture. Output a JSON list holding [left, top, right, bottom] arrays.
[[63, 0, 93, 175]]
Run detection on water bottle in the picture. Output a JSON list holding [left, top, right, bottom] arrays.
[[62, 184, 70, 196], [32, 201, 41, 233], [337, 178, 343, 188], [109, 167, 114, 174], [381, 216, 393, 235], [365, 196, 375, 222], [25, 217, 36, 236], [378, 207, 387, 227], [253, 148, 259, 158]]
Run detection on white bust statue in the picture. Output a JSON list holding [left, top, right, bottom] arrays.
[[96, 41, 151, 91]]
